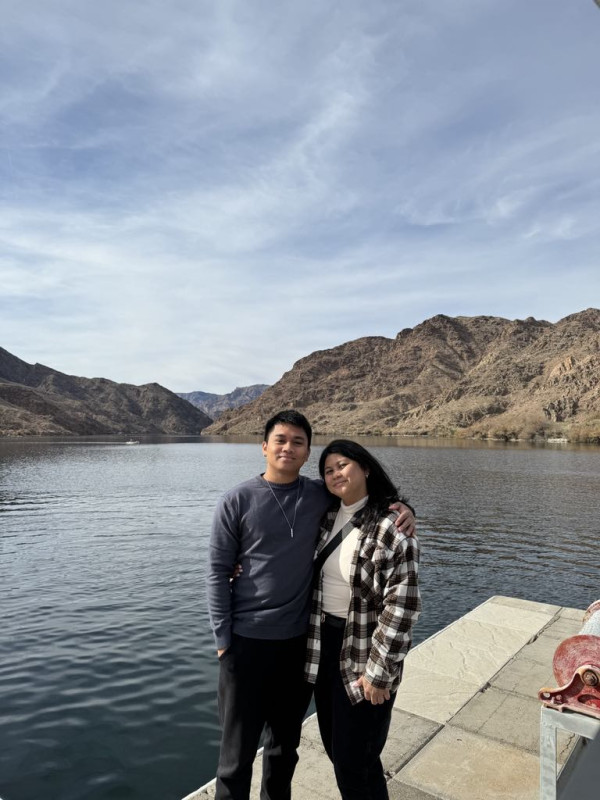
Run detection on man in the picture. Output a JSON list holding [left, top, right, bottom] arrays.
[[207, 410, 415, 800]]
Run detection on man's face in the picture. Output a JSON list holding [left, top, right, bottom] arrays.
[[262, 423, 310, 479]]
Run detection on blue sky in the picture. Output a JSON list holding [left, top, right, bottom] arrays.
[[1, 0, 599, 393]]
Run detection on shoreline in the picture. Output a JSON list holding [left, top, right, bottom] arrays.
[[1, 431, 599, 446]]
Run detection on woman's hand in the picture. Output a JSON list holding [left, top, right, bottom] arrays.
[[389, 503, 416, 537], [355, 675, 391, 705]]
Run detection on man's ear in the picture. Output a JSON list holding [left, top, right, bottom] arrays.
[[262, 441, 268, 456]]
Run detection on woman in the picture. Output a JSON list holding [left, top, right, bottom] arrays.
[[304, 440, 421, 800]]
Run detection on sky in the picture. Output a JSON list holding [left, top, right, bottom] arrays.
[[1, 0, 599, 393]]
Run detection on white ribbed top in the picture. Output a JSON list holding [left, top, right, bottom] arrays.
[[321, 495, 368, 618]]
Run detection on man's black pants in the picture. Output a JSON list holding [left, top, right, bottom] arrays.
[[215, 633, 312, 800], [314, 619, 394, 800]]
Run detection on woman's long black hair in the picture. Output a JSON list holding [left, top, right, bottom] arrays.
[[318, 440, 400, 521]]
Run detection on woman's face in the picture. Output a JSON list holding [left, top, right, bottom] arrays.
[[323, 453, 368, 505]]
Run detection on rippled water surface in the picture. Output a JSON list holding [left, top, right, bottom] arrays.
[[1, 437, 599, 800]]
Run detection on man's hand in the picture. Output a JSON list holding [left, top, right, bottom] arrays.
[[354, 675, 390, 705], [217, 647, 228, 658], [389, 502, 416, 537]]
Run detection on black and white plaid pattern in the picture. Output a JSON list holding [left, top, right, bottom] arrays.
[[305, 508, 421, 705]]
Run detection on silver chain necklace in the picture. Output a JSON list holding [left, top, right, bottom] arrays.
[[265, 478, 301, 538]]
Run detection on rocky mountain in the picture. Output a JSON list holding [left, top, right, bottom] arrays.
[[205, 309, 600, 442], [0, 349, 212, 436], [177, 384, 269, 419]]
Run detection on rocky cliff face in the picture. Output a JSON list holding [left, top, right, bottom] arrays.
[[205, 309, 600, 442], [0, 349, 212, 436], [177, 384, 269, 419]]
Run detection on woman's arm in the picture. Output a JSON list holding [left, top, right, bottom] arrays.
[[363, 524, 421, 692]]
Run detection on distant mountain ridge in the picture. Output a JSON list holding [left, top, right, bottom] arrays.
[[177, 385, 269, 419], [0, 348, 212, 436], [205, 309, 600, 442]]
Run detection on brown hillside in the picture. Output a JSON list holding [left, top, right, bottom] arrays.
[[0, 349, 212, 436], [205, 310, 600, 442]]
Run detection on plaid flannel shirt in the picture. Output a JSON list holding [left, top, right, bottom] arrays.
[[304, 507, 421, 705]]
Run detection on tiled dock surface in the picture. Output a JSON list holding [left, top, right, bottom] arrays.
[[186, 596, 585, 800]]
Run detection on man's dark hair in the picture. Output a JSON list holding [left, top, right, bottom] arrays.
[[263, 410, 312, 446]]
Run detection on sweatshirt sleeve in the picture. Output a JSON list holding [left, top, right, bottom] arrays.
[[206, 492, 242, 650]]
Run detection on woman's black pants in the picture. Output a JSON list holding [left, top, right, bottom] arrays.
[[314, 618, 394, 800]]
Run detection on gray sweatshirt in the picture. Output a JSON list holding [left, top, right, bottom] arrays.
[[207, 474, 331, 649]]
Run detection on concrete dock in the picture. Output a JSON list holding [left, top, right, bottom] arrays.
[[186, 596, 587, 800]]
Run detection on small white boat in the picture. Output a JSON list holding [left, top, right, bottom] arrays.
[[125, 439, 140, 445]]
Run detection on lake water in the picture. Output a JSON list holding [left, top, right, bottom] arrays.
[[1, 436, 599, 800]]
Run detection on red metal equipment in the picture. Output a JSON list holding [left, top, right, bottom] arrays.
[[538, 600, 600, 720]]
